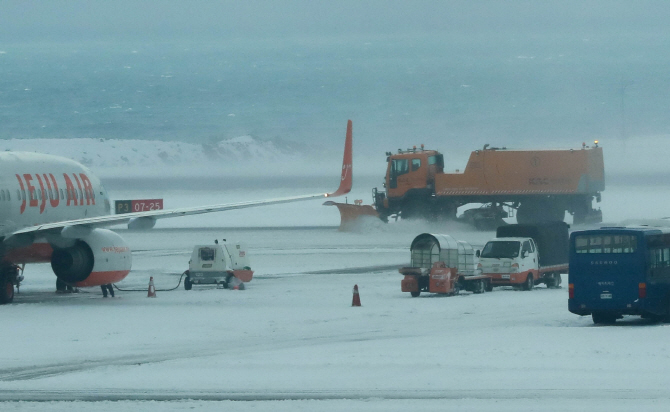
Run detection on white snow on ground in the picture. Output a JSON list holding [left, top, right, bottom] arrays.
[[1, 184, 670, 411]]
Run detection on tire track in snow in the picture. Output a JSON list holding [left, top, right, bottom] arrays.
[[0, 330, 403, 381], [0, 388, 669, 402]]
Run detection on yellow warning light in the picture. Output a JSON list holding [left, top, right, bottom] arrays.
[[594, 140, 599, 147]]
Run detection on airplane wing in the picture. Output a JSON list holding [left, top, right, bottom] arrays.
[[7, 120, 353, 238]]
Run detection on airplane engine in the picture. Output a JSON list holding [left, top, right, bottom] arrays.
[[50, 229, 132, 287]]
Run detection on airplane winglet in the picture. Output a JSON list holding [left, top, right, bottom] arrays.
[[325, 120, 353, 198]]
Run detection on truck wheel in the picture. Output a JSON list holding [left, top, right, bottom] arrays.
[[473, 280, 485, 294], [545, 273, 557, 288], [224, 274, 233, 289], [184, 276, 192, 290], [410, 291, 421, 297], [522, 274, 534, 291], [485, 279, 493, 292]]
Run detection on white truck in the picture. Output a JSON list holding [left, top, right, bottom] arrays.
[[477, 222, 569, 290], [185, 240, 253, 290]]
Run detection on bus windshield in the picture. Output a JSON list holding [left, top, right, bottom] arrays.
[[574, 234, 637, 254], [480, 241, 520, 259]]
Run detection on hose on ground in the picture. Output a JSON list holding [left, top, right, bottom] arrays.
[[112, 271, 187, 292]]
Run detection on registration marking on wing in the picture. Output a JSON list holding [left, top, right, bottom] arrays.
[[600, 293, 613, 299]]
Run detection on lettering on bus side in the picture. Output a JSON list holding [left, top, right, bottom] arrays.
[[591, 261, 618, 265], [15, 173, 94, 214]]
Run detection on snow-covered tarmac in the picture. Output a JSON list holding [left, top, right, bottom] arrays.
[[2, 186, 670, 411]]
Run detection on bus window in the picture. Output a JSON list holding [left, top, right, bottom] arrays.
[[648, 248, 670, 278], [575, 235, 637, 254]]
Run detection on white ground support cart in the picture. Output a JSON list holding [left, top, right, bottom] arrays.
[[185, 241, 253, 290], [400, 233, 491, 297]]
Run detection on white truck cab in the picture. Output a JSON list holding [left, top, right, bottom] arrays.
[[185, 241, 253, 290], [477, 237, 539, 290]]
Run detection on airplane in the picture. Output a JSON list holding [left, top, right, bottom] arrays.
[[0, 120, 353, 304]]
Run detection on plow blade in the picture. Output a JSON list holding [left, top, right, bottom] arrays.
[[324, 201, 380, 231]]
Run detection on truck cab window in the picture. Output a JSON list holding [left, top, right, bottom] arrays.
[[481, 241, 520, 259], [411, 158, 421, 172], [428, 154, 444, 172], [522, 241, 533, 255], [392, 159, 409, 176], [389, 159, 409, 188], [199, 248, 215, 261]]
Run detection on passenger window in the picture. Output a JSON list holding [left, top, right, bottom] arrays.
[[522, 241, 532, 255], [411, 158, 421, 172]]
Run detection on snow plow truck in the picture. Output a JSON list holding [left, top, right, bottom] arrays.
[[327, 143, 604, 230]]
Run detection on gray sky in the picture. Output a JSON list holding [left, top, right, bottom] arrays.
[[2, 1, 670, 41]]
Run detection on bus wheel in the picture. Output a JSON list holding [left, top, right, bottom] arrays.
[[522, 274, 534, 291], [592, 312, 616, 325]]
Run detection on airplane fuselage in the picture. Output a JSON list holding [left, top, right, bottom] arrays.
[[0, 152, 111, 237]]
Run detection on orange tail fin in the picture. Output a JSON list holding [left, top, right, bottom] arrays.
[[326, 120, 353, 198]]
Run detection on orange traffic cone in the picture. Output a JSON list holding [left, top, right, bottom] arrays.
[[352, 284, 361, 307], [147, 276, 156, 298]]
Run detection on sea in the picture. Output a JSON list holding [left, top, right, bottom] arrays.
[[2, 32, 670, 156]]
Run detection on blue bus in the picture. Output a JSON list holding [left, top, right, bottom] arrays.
[[568, 227, 670, 324]]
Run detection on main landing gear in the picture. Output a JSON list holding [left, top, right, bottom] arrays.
[[0, 264, 22, 304]]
